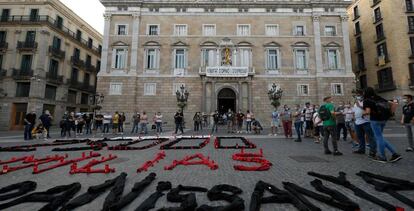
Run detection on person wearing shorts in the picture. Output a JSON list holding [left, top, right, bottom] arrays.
[[270, 109, 279, 136]]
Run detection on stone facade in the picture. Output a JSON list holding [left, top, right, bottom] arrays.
[[348, 0, 414, 100], [0, 0, 102, 130], [98, 0, 355, 125]]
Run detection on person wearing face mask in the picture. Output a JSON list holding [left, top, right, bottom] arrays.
[[335, 101, 347, 141], [401, 94, 414, 152], [280, 105, 293, 138], [352, 93, 376, 158]]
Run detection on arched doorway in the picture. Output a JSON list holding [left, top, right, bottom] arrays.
[[217, 88, 236, 114]]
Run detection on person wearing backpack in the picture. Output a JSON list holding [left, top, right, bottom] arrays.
[[363, 87, 401, 163], [320, 96, 342, 156], [401, 94, 414, 152]]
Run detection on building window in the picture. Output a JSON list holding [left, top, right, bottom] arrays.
[[407, 0, 414, 12], [49, 59, 59, 77], [359, 75, 368, 90], [148, 25, 159, 35], [294, 49, 307, 70], [52, 36, 61, 49], [377, 67, 395, 90], [117, 24, 127, 35], [88, 38, 93, 48], [408, 16, 414, 33], [357, 53, 366, 70], [68, 90, 77, 103], [25, 31, 36, 43], [173, 83, 185, 95], [266, 49, 280, 71], [76, 30, 82, 41], [294, 25, 305, 36], [84, 73, 90, 85], [237, 25, 250, 36], [45, 85, 57, 100], [202, 49, 217, 67], [331, 83, 344, 96], [324, 26, 336, 36], [20, 55, 32, 72], [16, 82, 30, 97], [55, 15, 63, 29], [144, 83, 156, 96], [203, 24, 216, 36], [29, 9, 38, 21], [375, 24, 385, 40], [0, 31, 6, 43], [327, 49, 339, 69], [174, 24, 188, 36], [112, 48, 127, 69], [81, 93, 89, 105], [71, 68, 78, 82], [174, 49, 187, 69], [409, 63, 414, 85], [297, 84, 309, 96], [377, 42, 389, 62], [353, 6, 360, 19], [1, 9, 10, 21], [356, 36, 363, 52], [374, 7, 382, 23], [109, 82, 122, 95], [355, 22, 361, 34], [410, 37, 414, 56], [265, 25, 279, 36], [240, 48, 251, 67], [145, 48, 159, 70]]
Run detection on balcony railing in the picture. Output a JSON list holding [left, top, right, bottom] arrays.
[[68, 79, 95, 93], [199, 66, 255, 77], [0, 16, 101, 56], [46, 72, 64, 84], [0, 41, 8, 51], [48, 46, 65, 59], [17, 41, 37, 51], [85, 63, 96, 72], [12, 68, 33, 80], [375, 81, 397, 93], [0, 69, 6, 78], [71, 56, 85, 68]]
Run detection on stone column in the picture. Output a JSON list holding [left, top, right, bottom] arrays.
[[202, 81, 206, 112], [36, 30, 50, 77], [100, 13, 112, 75], [238, 81, 242, 111], [341, 15, 353, 74], [248, 80, 252, 111], [211, 81, 216, 111], [130, 13, 140, 75], [312, 15, 323, 74]]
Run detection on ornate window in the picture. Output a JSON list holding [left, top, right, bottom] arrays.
[[112, 48, 127, 69], [143, 41, 160, 73], [116, 24, 128, 35], [292, 42, 310, 73], [266, 49, 280, 71]]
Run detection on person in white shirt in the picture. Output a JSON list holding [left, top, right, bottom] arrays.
[[313, 105, 323, 143], [352, 94, 377, 158], [155, 112, 163, 134], [344, 103, 355, 142], [103, 113, 112, 134]]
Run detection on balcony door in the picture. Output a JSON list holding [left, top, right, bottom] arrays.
[[20, 55, 32, 72], [29, 9, 39, 21], [25, 31, 36, 43]]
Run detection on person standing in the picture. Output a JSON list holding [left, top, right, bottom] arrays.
[[246, 110, 253, 133], [140, 111, 148, 135], [39, 110, 52, 139], [131, 112, 140, 134], [193, 112, 201, 132], [103, 113, 111, 134], [335, 102, 347, 141], [270, 109, 279, 136], [76, 114, 85, 136], [353, 94, 376, 158], [293, 105, 303, 142], [401, 94, 414, 152], [94, 113, 103, 135], [304, 104, 315, 138], [68, 112, 76, 137], [320, 96, 342, 155], [118, 112, 126, 134], [236, 110, 245, 134], [24, 110, 36, 140], [280, 105, 293, 138], [84, 114, 92, 135], [227, 109, 235, 133], [211, 110, 220, 133], [174, 110, 184, 134], [363, 87, 401, 163], [112, 111, 119, 134], [344, 103, 356, 145], [155, 112, 163, 134], [313, 105, 323, 143]]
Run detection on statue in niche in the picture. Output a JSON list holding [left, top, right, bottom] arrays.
[[221, 47, 232, 66]]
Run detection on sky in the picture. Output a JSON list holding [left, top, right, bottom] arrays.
[[59, 0, 105, 34]]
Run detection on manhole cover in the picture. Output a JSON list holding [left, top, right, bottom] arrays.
[[289, 156, 329, 163]]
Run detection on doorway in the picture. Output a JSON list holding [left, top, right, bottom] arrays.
[[217, 88, 236, 114], [10, 103, 27, 130]]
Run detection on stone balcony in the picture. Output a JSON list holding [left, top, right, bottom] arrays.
[[16, 41, 37, 52], [48, 46, 66, 60], [46, 72, 64, 85], [12, 68, 33, 80]]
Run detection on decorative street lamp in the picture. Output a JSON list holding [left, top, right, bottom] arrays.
[[89, 93, 105, 116], [176, 85, 189, 111], [267, 83, 283, 109]]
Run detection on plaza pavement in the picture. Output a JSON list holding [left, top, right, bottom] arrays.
[[0, 122, 413, 211]]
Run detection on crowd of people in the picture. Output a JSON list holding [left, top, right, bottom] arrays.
[[23, 87, 413, 164]]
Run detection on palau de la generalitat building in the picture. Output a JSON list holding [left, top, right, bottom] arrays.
[[97, 0, 355, 124], [0, 0, 102, 130]]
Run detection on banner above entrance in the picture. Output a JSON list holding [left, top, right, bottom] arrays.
[[205, 66, 249, 77]]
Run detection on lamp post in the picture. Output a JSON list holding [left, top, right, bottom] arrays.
[[176, 85, 189, 128], [267, 83, 283, 109], [89, 93, 104, 117]]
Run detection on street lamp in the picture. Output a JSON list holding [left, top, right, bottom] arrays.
[[267, 83, 283, 109], [89, 93, 104, 116], [176, 84, 189, 111]]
